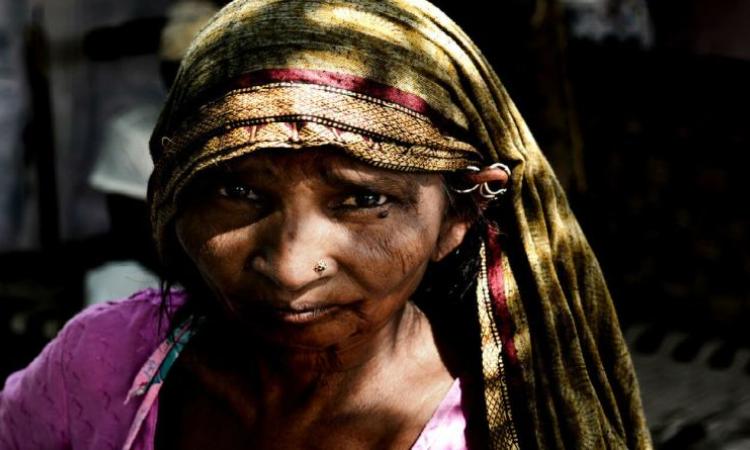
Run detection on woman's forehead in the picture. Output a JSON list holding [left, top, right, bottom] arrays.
[[219, 147, 435, 188], [223, 147, 366, 172]]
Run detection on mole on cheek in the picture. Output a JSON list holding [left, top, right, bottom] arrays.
[[378, 210, 389, 219]]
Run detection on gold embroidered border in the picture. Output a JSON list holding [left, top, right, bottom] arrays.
[[477, 242, 520, 449], [163, 82, 480, 158]]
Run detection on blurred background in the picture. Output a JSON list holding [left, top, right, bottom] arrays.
[[0, 0, 748, 447]]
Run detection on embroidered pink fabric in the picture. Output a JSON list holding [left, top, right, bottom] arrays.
[[0, 289, 468, 450]]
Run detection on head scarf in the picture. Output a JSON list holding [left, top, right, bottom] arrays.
[[148, 1, 652, 448]]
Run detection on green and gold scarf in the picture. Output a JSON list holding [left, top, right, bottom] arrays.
[[147, 1, 652, 448]]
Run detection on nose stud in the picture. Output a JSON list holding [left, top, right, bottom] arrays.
[[313, 259, 328, 274]]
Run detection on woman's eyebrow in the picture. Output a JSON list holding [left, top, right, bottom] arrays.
[[321, 168, 420, 197]]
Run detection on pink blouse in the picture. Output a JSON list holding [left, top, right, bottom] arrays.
[[0, 289, 468, 450]]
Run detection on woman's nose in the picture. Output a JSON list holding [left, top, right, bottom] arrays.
[[249, 211, 337, 291]]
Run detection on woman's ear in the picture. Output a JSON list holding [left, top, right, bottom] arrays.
[[432, 216, 471, 262], [464, 165, 510, 187]]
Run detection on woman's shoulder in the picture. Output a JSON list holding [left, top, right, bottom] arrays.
[[64, 287, 186, 344], [9, 287, 187, 382], [58, 288, 188, 380], [0, 288, 187, 450]]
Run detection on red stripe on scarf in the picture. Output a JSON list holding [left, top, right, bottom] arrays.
[[231, 68, 433, 116], [485, 225, 520, 370]]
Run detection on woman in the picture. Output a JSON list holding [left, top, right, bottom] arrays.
[[0, 0, 652, 448]]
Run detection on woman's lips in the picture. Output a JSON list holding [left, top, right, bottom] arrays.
[[266, 304, 342, 324]]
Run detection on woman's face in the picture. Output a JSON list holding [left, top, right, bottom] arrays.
[[175, 148, 469, 351]]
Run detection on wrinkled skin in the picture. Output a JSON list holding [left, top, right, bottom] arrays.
[[160, 148, 473, 449], [175, 148, 470, 357]]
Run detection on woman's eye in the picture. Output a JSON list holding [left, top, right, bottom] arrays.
[[340, 192, 389, 208], [218, 182, 261, 201]]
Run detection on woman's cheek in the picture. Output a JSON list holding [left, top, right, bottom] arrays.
[[344, 214, 438, 292], [188, 228, 249, 288]]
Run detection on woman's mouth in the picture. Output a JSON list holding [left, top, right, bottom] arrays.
[[267, 304, 341, 324]]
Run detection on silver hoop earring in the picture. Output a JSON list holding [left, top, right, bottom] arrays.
[[449, 165, 481, 194], [478, 162, 511, 200], [479, 182, 506, 199], [487, 162, 512, 177]]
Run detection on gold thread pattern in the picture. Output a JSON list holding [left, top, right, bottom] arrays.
[[477, 241, 520, 449]]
